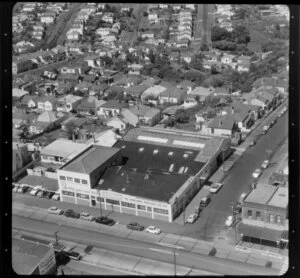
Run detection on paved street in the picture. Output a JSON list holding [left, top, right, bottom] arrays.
[[12, 212, 279, 275]]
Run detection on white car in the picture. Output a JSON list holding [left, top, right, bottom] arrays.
[[261, 160, 270, 169], [252, 168, 262, 178], [210, 182, 223, 193], [30, 186, 42, 196], [187, 213, 198, 223], [225, 215, 234, 227], [80, 212, 95, 221], [52, 193, 60, 201], [13, 186, 20, 193], [145, 226, 161, 234], [48, 206, 64, 215]]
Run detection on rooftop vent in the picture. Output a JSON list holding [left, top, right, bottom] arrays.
[[144, 173, 150, 180], [138, 147, 144, 152], [183, 153, 189, 158], [153, 149, 159, 155], [122, 188, 126, 192], [121, 145, 126, 149], [168, 152, 174, 156]]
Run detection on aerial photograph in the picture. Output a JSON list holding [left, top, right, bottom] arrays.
[[12, 2, 289, 275]]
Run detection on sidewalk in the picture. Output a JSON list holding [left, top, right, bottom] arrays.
[[12, 202, 286, 273]]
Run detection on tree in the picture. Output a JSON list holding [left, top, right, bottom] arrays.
[[211, 26, 231, 41], [175, 109, 189, 123], [143, 11, 148, 17], [200, 43, 209, 52], [231, 25, 251, 44]]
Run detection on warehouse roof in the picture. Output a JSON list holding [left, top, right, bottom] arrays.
[[244, 183, 277, 205], [61, 145, 120, 174]]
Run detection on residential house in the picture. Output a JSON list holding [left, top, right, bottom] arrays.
[[189, 86, 214, 103], [89, 83, 109, 97], [29, 111, 67, 134], [141, 31, 155, 39], [54, 82, 75, 95], [181, 52, 193, 64], [221, 54, 236, 65], [169, 52, 180, 62], [121, 104, 161, 127], [66, 30, 81, 41], [21, 95, 38, 108], [252, 77, 287, 94], [246, 87, 280, 111], [124, 85, 149, 99], [13, 107, 36, 129], [202, 115, 237, 136], [12, 59, 35, 75], [84, 54, 101, 68], [128, 64, 143, 75], [56, 94, 83, 113], [105, 116, 128, 132], [98, 100, 127, 118], [148, 12, 159, 24], [40, 13, 56, 24], [12, 88, 29, 100], [37, 96, 58, 111], [60, 65, 82, 75], [22, 2, 36, 12], [237, 62, 251, 72], [141, 85, 167, 102], [182, 95, 198, 109], [61, 116, 88, 131], [175, 39, 189, 48], [77, 96, 106, 116], [159, 87, 187, 104], [161, 105, 182, 121]]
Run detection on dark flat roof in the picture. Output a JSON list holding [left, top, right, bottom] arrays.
[[95, 140, 205, 202], [19, 175, 58, 192]]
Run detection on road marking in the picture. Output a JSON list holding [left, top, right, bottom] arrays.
[[149, 248, 178, 255], [279, 257, 289, 275], [156, 242, 185, 250]]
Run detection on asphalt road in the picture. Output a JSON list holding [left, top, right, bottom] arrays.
[[195, 111, 288, 240], [12, 214, 277, 275]]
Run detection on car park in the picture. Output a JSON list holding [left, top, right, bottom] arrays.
[[60, 250, 82, 261], [145, 226, 161, 234], [261, 160, 270, 169], [210, 182, 223, 193], [48, 206, 64, 215], [187, 213, 198, 223], [252, 168, 262, 178], [64, 209, 80, 219], [127, 222, 144, 231], [225, 216, 234, 227], [80, 212, 95, 221], [200, 197, 210, 208], [95, 216, 115, 226]]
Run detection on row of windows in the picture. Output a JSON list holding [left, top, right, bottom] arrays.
[[106, 199, 120, 205], [121, 201, 135, 208], [76, 193, 89, 200], [62, 190, 75, 197], [60, 175, 88, 184], [247, 210, 282, 223], [153, 208, 168, 215]]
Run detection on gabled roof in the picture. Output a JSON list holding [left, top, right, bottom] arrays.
[[78, 96, 104, 109], [206, 115, 235, 130], [128, 104, 160, 118], [160, 87, 187, 99], [36, 111, 60, 123], [100, 99, 126, 110], [37, 96, 58, 104], [58, 94, 83, 104]]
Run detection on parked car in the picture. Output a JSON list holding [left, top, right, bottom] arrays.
[[30, 186, 42, 196], [200, 197, 210, 208], [233, 202, 242, 214], [250, 140, 256, 146], [127, 222, 144, 231], [60, 250, 82, 261], [44, 191, 55, 199], [225, 215, 234, 227], [210, 182, 223, 193], [261, 160, 270, 169], [52, 193, 60, 201], [95, 216, 115, 226], [13, 185, 20, 193], [194, 206, 201, 215], [252, 168, 262, 178], [145, 226, 161, 234], [187, 213, 198, 224], [17, 185, 29, 193], [80, 212, 95, 221], [64, 209, 80, 219], [48, 206, 64, 215], [36, 190, 45, 198]]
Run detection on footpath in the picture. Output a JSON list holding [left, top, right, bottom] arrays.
[[13, 202, 285, 275]]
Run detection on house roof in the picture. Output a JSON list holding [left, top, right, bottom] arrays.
[[100, 99, 126, 110], [12, 88, 29, 98], [78, 96, 104, 110], [36, 111, 61, 123], [124, 85, 149, 97], [61, 145, 120, 174], [206, 115, 235, 130], [244, 183, 277, 205], [177, 80, 196, 89], [40, 139, 88, 159], [37, 96, 58, 104], [128, 104, 160, 118], [21, 95, 38, 105], [190, 86, 213, 97], [58, 94, 83, 104], [160, 87, 187, 99]]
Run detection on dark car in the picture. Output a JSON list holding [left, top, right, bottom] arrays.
[[64, 209, 80, 219], [60, 250, 81, 261], [200, 197, 211, 208], [233, 202, 242, 214], [95, 216, 116, 226], [250, 140, 256, 146], [44, 191, 55, 199], [127, 222, 144, 231]]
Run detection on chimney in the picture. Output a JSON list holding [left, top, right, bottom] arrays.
[[231, 107, 234, 114]]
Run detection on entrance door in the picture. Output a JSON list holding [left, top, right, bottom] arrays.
[[91, 200, 96, 206]]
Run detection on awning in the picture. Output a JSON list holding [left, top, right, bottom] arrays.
[[238, 223, 284, 243]]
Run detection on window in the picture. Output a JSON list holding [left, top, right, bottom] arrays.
[[247, 210, 252, 218], [74, 178, 80, 183], [67, 177, 73, 182], [269, 214, 274, 223], [276, 215, 281, 224], [256, 211, 261, 220], [96, 197, 104, 202], [121, 201, 135, 208], [62, 190, 75, 197], [76, 193, 89, 199], [153, 208, 168, 215], [106, 199, 120, 205], [81, 179, 88, 184], [147, 206, 152, 212], [137, 205, 146, 210], [60, 176, 66, 180]]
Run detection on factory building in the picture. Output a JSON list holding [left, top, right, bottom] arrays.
[[57, 127, 231, 222]]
